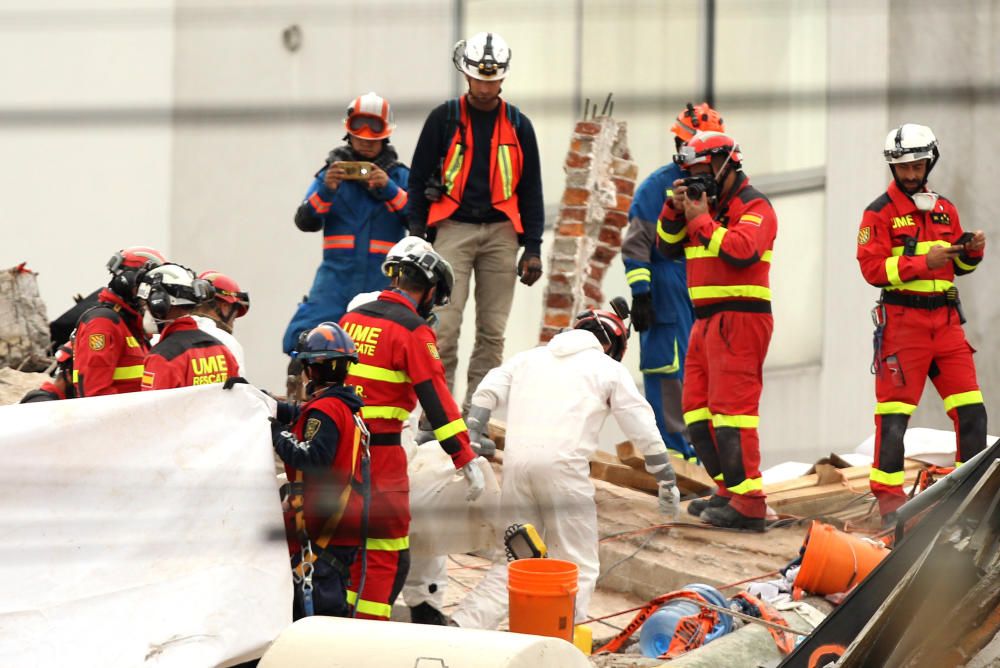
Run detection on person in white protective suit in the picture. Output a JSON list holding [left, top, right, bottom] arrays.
[[450, 303, 681, 629]]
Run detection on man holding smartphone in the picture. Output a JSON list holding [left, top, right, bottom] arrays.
[[283, 92, 410, 356], [857, 123, 987, 523]]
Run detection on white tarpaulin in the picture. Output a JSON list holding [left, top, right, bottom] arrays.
[[0, 384, 292, 667]]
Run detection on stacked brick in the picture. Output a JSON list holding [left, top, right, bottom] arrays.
[[540, 117, 638, 342]]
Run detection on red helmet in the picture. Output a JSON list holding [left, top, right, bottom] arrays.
[[674, 131, 742, 169], [107, 246, 165, 272], [199, 270, 250, 317], [671, 103, 725, 142], [343, 92, 395, 140], [574, 309, 629, 362]]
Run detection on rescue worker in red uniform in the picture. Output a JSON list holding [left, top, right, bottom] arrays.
[[73, 247, 165, 396], [656, 132, 777, 531], [20, 342, 75, 403], [857, 123, 987, 521], [339, 236, 483, 620], [269, 322, 369, 619], [137, 264, 240, 390]]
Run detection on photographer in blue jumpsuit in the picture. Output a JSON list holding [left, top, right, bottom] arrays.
[[621, 103, 725, 459], [283, 92, 410, 354]]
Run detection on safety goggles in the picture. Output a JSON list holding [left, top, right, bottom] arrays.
[[673, 145, 703, 166], [347, 114, 385, 135]]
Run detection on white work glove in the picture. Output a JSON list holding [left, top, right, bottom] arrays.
[[461, 457, 486, 502], [658, 481, 681, 521]]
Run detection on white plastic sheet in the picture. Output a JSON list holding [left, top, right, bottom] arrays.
[[0, 384, 292, 667]]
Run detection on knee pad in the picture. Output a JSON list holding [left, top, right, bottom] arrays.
[[956, 403, 988, 461], [714, 426, 747, 487]]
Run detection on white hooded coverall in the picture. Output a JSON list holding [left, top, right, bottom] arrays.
[[450, 328, 672, 629]]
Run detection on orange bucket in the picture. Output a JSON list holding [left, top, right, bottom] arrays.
[[508, 558, 579, 641], [793, 520, 889, 598]]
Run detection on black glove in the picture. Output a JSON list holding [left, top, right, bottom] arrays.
[[517, 252, 543, 286], [223, 376, 249, 390], [631, 293, 653, 332], [269, 417, 290, 443]]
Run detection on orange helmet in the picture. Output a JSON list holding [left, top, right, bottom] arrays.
[[343, 92, 395, 140], [674, 131, 742, 169], [199, 270, 250, 317], [671, 102, 725, 142]]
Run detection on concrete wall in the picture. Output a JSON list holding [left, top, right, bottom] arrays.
[[0, 1, 174, 316]]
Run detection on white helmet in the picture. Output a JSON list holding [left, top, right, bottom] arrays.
[[453, 32, 511, 81], [382, 236, 455, 308], [137, 263, 213, 319], [884, 123, 938, 164]]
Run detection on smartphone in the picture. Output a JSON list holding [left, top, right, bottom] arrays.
[[955, 232, 975, 247], [336, 161, 374, 180]]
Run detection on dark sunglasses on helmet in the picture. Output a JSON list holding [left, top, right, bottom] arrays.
[[347, 115, 385, 134]]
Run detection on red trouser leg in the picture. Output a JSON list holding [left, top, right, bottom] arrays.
[[926, 310, 986, 465], [348, 547, 411, 620], [347, 440, 411, 619], [872, 305, 932, 516], [682, 319, 729, 498], [705, 312, 772, 519]]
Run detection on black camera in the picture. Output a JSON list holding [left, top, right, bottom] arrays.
[[682, 174, 718, 201], [424, 173, 446, 202]]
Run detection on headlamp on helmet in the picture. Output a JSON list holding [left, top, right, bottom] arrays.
[[453, 32, 511, 81]]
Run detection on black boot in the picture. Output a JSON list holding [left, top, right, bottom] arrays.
[[687, 494, 730, 517], [701, 504, 765, 532], [409, 602, 447, 625]]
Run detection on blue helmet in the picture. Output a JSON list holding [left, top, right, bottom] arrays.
[[294, 322, 358, 364]]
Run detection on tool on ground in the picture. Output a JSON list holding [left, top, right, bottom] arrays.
[[504, 523, 547, 561]]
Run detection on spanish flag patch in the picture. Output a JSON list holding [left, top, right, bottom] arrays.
[[739, 213, 763, 226], [141, 371, 156, 389]]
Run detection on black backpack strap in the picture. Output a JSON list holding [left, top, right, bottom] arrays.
[[505, 101, 522, 130]]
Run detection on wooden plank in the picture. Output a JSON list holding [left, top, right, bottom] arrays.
[[486, 418, 506, 451], [610, 441, 715, 494], [615, 440, 646, 469], [768, 468, 922, 518], [589, 458, 658, 494]]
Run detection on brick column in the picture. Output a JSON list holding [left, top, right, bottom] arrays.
[[540, 117, 637, 342]]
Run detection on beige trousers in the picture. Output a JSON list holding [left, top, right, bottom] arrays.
[[432, 219, 519, 412]]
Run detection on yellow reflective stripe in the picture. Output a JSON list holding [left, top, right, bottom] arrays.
[[727, 477, 763, 495], [113, 365, 145, 380], [707, 226, 727, 255], [657, 220, 686, 244], [360, 406, 411, 421], [349, 363, 411, 384], [870, 468, 905, 486], [641, 339, 680, 374], [883, 279, 954, 294], [943, 390, 984, 412], [712, 414, 760, 429], [954, 256, 977, 272], [875, 401, 917, 416], [713, 473, 724, 482], [442, 146, 464, 194], [684, 247, 772, 263], [885, 256, 903, 286], [345, 590, 392, 619], [497, 145, 513, 200], [688, 285, 771, 301], [626, 268, 652, 285], [683, 408, 713, 425], [72, 370, 79, 383], [433, 418, 467, 442], [890, 240, 951, 257], [365, 536, 409, 551]]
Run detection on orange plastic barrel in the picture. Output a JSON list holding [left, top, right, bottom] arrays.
[[508, 558, 579, 641], [793, 520, 889, 598]]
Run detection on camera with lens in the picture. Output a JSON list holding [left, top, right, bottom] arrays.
[[424, 173, 446, 202], [681, 174, 718, 201]]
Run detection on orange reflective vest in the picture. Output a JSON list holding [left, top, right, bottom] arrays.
[[428, 96, 524, 232]]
